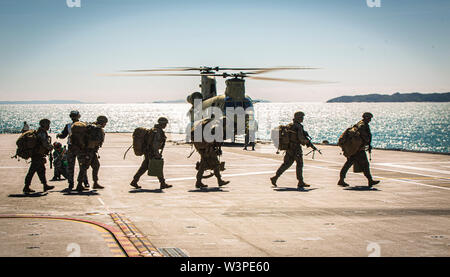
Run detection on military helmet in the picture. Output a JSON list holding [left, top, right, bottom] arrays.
[[70, 110, 80, 117], [39, 118, 51, 127], [96, 115, 108, 124], [294, 111, 305, 119], [362, 112, 373, 118], [157, 117, 169, 124]]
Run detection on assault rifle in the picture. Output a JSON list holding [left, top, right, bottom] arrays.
[[48, 136, 53, 169], [49, 152, 53, 169], [303, 131, 322, 159]]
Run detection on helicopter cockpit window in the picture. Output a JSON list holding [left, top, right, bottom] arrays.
[[243, 100, 253, 109]]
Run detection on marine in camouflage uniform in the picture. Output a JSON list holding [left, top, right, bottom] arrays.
[[194, 141, 229, 189], [270, 111, 313, 189], [130, 117, 172, 190], [75, 115, 108, 192], [56, 110, 88, 191], [192, 118, 229, 189], [23, 119, 55, 194], [338, 112, 380, 188]]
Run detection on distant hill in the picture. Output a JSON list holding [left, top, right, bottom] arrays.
[[0, 100, 104, 104], [327, 92, 450, 103], [152, 99, 186, 103]]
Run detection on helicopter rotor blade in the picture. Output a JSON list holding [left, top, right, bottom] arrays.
[[219, 66, 320, 71], [247, 76, 334, 84], [120, 66, 320, 73], [99, 73, 221, 77], [120, 67, 217, 72]]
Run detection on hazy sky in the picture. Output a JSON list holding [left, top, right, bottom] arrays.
[[0, 0, 449, 102]]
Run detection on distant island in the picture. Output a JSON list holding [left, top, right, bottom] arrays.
[[152, 99, 186, 103], [327, 92, 450, 103], [0, 100, 104, 104]]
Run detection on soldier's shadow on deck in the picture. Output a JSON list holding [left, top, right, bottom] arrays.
[[129, 188, 164, 193], [61, 190, 100, 196], [188, 187, 229, 193], [8, 192, 48, 198], [344, 186, 380, 191], [273, 187, 317, 192]]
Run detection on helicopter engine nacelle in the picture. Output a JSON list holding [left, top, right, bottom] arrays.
[[225, 78, 245, 101]]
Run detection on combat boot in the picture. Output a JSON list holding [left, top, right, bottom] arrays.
[[93, 183, 104, 189], [195, 181, 208, 189], [160, 183, 173, 189], [76, 183, 89, 192], [130, 180, 141, 189], [67, 183, 74, 192], [43, 184, 55, 192], [270, 176, 278, 187], [337, 179, 350, 187], [297, 181, 310, 189], [218, 180, 230, 187], [368, 180, 380, 188], [23, 186, 35, 194]]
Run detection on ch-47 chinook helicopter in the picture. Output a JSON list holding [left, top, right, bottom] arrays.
[[108, 66, 324, 139]]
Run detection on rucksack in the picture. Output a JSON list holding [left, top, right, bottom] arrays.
[[15, 130, 38, 159], [190, 118, 220, 143], [70, 122, 104, 151], [86, 124, 104, 149], [70, 121, 87, 151], [338, 125, 363, 158], [132, 127, 153, 156], [271, 124, 293, 151]]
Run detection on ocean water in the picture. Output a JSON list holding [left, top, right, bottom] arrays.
[[0, 102, 448, 153]]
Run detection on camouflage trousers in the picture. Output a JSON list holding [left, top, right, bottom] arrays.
[[24, 155, 47, 187], [196, 151, 222, 182], [53, 165, 68, 180], [77, 150, 100, 185], [132, 153, 165, 184], [275, 148, 304, 182], [66, 148, 88, 187], [340, 150, 372, 180], [66, 149, 77, 186]]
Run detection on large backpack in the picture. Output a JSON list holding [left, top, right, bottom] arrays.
[[70, 121, 88, 151], [70, 122, 104, 151], [132, 127, 152, 156], [86, 124, 104, 149], [338, 125, 363, 158], [15, 130, 38, 159], [271, 124, 293, 151]]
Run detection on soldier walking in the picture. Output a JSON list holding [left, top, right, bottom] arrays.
[[76, 116, 108, 192], [192, 118, 229, 189], [130, 117, 172, 190], [337, 112, 380, 188], [23, 119, 55, 194], [270, 111, 313, 189], [194, 140, 229, 189]]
